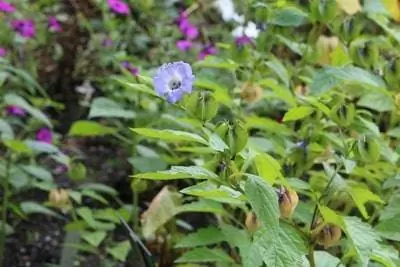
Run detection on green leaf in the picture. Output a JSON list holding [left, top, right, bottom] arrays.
[[77, 207, 97, 228], [257, 79, 296, 107], [106, 241, 131, 262], [128, 156, 167, 172], [132, 128, 207, 145], [309, 66, 386, 95], [20, 165, 53, 182], [25, 140, 60, 154], [347, 184, 384, 219], [245, 116, 293, 136], [194, 79, 232, 107], [283, 106, 314, 122], [343, 216, 381, 265], [357, 93, 394, 112], [269, 7, 308, 27], [78, 183, 118, 196], [81, 231, 107, 247], [0, 119, 14, 139], [68, 121, 117, 136], [193, 56, 238, 71], [0, 220, 15, 236], [180, 182, 245, 205], [208, 133, 229, 152], [3, 140, 33, 155], [314, 251, 344, 267], [244, 176, 279, 229], [134, 166, 218, 180], [88, 97, 136, 119], [254, 153, 282, 183], [265, 58, 289, 87], [20, 202, 62, 219], [178, 199, 224, 214], [81, 189, 108, 204], [253, 224, 308, 267], [375, 214, 400, 241], [175, 247, 234, 263], [4, 93, 52, 127], [117, 79, 158, 97], [175, 227, 225, 248]]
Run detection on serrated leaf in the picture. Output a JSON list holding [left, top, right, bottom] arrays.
[[375, 214, 400, 241], [175, 247, 234, 263], [175, 227, 225, 248], [68, 121, 117, 136], [344, 216, 381, 265], [283, 106, 314, 122], [134, 166, 218, 180], [244, 176, 279, 229], [314, 251, 344, 267], [132, 128, 207, 145], [309, 66, 386, 95], [88, 97, 136, 119]]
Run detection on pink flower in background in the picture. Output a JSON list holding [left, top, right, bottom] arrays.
[[6, 105, 26, 117], [54, 164, 68, 175], [36, 128, 53, 144], [0, 47, 7, 57], [176, 40, 192, 51], [48, 16, 62, 32], [177, 13, 199, 40], [198, 44, 217, 60], [102, 37, 113, 47], [121, 61, 139, 76], [11, 19, 36, 38], [0, 0, 15, 13], [107, 0, 130, 15]]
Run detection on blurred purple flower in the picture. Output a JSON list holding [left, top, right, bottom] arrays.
[[0, 0, 15, 13], [107, 0, 130, 15], [121, 61, 139, 76], [54, 164, 68, 175], [102, 37, 113, 47], [198, 44, 217, 60], [235, 35, 253, 46], [153, 62, 195, 103], [0, 47, 7, 57], [48, 16, 62, 32], [176, 40, 192, 51], [6, 105, 26, 117], [36, 128, 53, 144], [177, 13, 199, 40], [11, 19, 36, 38]]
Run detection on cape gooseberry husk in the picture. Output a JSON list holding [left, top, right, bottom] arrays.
[[245, 212, 260, 232], [240, 82, 263, 103], [49, 188, 69, 208], [316, 224, 342, 248], [278, 187, 299, 219]]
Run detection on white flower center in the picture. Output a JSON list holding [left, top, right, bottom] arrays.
[[168, 76, 182, 91]]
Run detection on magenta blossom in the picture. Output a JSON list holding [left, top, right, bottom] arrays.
[[102, 37, 113, 47], [107, 0, 130, 15], [235, 35, 254, 46], [176, 40, 192, 51], [54, 164, 68, 175], [36, 128, 53, 144], [48, 16, 62, 32], [198, 44, 217, 60], [0, 47, 7, 57], [121, 61, 139, 76], [11, 19, 36, 38], [6, 105, 26, 117], [177, 14, 199, 40], [0, 0, 15, 13]]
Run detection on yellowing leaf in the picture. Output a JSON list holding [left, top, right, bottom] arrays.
[[336, 0, 362, 15], [381, 0, 400, 22]]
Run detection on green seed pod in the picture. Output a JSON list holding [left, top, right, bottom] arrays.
[[200, 92, 219, 121], [330, 103, 355, 127], [356, 136, 381, 163], [365, 41, 380, 68], [215, 121, 230, 140], [184, 91, 200, 116], [131, 179, 148, 193]]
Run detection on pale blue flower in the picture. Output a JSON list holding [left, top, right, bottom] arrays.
[[153, 62, 195, 103]]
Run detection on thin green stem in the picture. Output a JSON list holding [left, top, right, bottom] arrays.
[[0, 157, 11, 267]]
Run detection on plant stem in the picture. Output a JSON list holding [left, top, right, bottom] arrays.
[[0, 157, 11, 267]]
